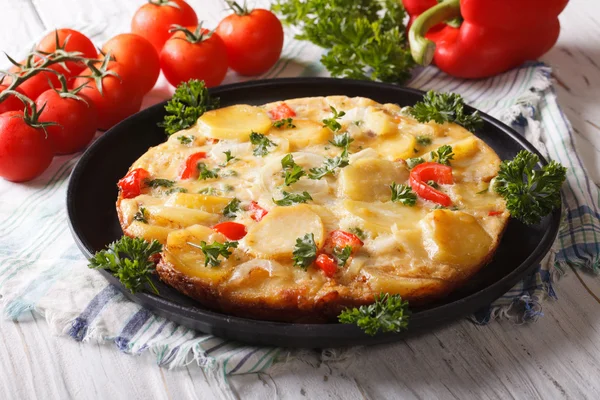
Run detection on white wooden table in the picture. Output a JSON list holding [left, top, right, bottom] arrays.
[[2, 1, 600, 399]]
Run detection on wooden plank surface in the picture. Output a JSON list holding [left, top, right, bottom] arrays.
[[1, 1, 600, 399]]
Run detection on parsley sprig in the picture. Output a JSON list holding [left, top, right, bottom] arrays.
[[333, 245, 353, 267], [273, 191, 313, 206], [177, 135, 195, 145], [494, 150, 567, 225], [198, 163, 219, 180], [338, 293, 410, 336], [220, 150, 236, 167], [292, 233, 317, 270], [330, 132, 354, 152], [322, 106, 346, 132], [273, 118, 296, 129], [406, 157, 425, 169], [133, 207, 148, 223], [188, 241, 238, 267], [416, 135, 432, 146], [281, 154, 306, 186], [430, 145, 454, 166], [146, 179, 175, 188], [250, 132, 276, 156], [223, 198, 241, 218], [308, 156, 349, 179], [88, 236, 163, 294], [159, 79, 219, 136], [409, 90, 483, 132], [390, 183, 417, 206]]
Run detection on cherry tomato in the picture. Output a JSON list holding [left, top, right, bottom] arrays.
[[409, 162, 453, 206], [131, 0, 198, 52], [0, 85, 27, 114], [315, 253, 337, 278], [101, 34, 160, 94], [0, 111, 54, 182], [180, 152, 207, 179], [73, 61, 143, 131], [7, 63, 62, 100], [118, 168, 150, 199], [269, 103, 296, 120], [36, 29, 98, 77], [160, 26, 228, 88], [212, 221, 247, 240], [248, 201, 268, 222], [328, 230, 364, 253], [216, 3, 283, 76], [35, 89, 97, 154]]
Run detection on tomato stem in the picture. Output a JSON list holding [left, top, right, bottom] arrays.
[[225, 0, 251, 16], [168, 23, 213, 44], [148, 0, 181, 9], [3, 89, 59, 134]]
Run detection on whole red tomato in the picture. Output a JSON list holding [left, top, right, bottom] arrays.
[[7, 62, 62, 100], [0, 111, 54, 182], [216, 3, 283, 76], [36, 89, 98, 154], [131, 0, 198, 52], [160, 26, 228, 88], [0, 85, 27, 114], [36, 29, 98, 77], [73, 60, 143, 131], [101, 34, 160, 94]]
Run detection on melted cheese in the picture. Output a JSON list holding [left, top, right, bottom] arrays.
[[118, 96, 508, 304]]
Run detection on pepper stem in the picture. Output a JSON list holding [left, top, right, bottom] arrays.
[[408, 0, 461, 66]]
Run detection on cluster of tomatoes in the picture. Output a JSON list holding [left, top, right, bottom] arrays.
[[0, 0, 283, 183]]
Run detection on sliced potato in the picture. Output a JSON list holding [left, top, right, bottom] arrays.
[[245, 204, 324, 258], [420, 209, 492, 267], [339, 158, 409, 202], [164, 193, 232, 213], [270, 119, 332, 150], [145, 205, 219, 228], [371, 133, 417, 160], [450, 136, 480, 161], [343, 200, 426, 236], [363, 106, 398, 136], [165, 225, 235, 281], [362, 268, 445, 297], [126, 221, 174, 244], [196, 105, 272, 140]]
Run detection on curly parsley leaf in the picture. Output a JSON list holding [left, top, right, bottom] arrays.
[[166, 187, 188, 195], [250, 131, 276, 157], [308, 155, 349, 180], [406, 157, 425, 169], [133, 207, 148, 223], [281, 154, 306, 186], [333, 245, 353, 267], [273, 118, 296, 129], [187, 241, 238, 267], [177, 135, 195, 145], [197, 163, 219, 180], [430, 145, 454, 166], [390, 183, 417, 206], [146, 179, 175, 188], [494, 150, 567, 225], [159, 79, 219, 136], [292, 233, 317, 270], [223, 198, 241, 218], [272, 0, 413, 83], [322, 106, 346, 131], [416, 135, 432, 146], [199, 187, 218, 195], [338, 293, 410, 336], [409, 90, 483, 132], [330, 132, 354, 150], [88, 236, 162, 294], [273, 191, 313, 206]]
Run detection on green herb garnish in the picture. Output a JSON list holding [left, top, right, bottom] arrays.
[[146, 179, 175, 188], [409, 90, 483, 132], [494, 150, 567, 225], [133, 207, 148, 223], [281, 154, 306, 186], [223, 198, 241, 218], [430, 145, 454, 166], [390, 183, 417, 206], [188, 241, 238, 267], [333, 245, 353, 267], [159, 79, 219, 136], [88, 236, 162, 294], [416, 135, 432, 146], [292, 233, 317, 270], [250, 131, 276, 156], [220, 150, 236, 167], [166, 187, 188, 195], [330, 132, 354, 150], [273, 191, 312, 206], [349, 227, 367, 240], [198, 163, 219, 180], [273, 118, 296, 128], [406, 157, 425, 169], [322, 106, 346, 132], [308, 156, 349, 180], [338, 293, 410, 336], [177, 135, 195, 145], [199, 187, 218, 195]]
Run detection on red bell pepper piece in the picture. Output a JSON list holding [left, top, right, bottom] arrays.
[[180, 152, 207, 180], [212, 221, 247, 240], [328, 230, 364, 253], [407, 0, 568, 79], [269, 103, 296, 120], [118, 168, 150, 199], [248, 201, 268, 222], [315, 253, 338, 278], [488, 210, 503, 216], [409, 162, 453, 206]]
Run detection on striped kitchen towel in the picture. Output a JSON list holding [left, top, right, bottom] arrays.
[[1, 3, 599, 397]]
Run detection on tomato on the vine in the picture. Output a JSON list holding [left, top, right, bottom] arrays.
[[73, 59, 143, 131], [160, 25, 228, 88], [101, 34, 160, 94], [216, 2, 284, 76], [36, 88, 97, 154], [36, 29, 98, 77], [7, 62, 62, 100], [131, 0, 198, 52], [0, 85, 26, 114], [0, 110, 54, 182]]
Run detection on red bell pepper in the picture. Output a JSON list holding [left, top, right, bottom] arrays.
[[180, 152, 207, 180], [409, 162, 453, 206], [212, 221, 247, 240], [406, 0, 568, 79], [269, 102, 296, 120], [248, 201, 268, 221], [118, 168, 150, 199], [315, 253, 337, 278]]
